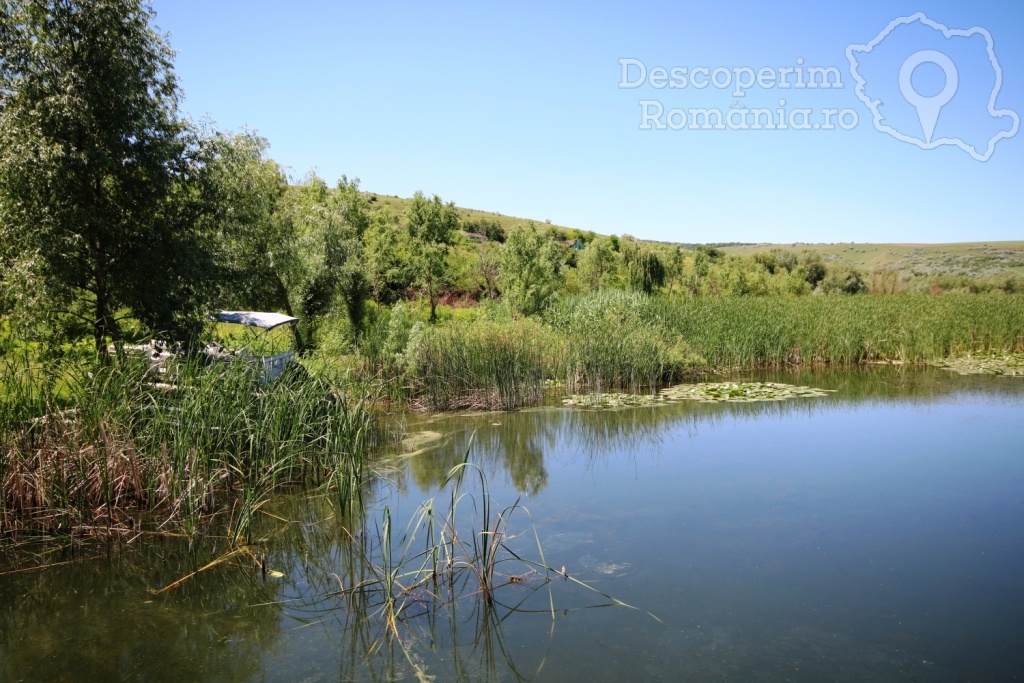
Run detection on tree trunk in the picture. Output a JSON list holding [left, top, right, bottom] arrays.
[[273, 273, 305, 352]]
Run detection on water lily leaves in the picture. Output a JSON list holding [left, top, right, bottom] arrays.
[[660, 382, 835, 403], [563, 382, 834, 408], [561, 393, 660, 408], [932, 353, 1024, 377]]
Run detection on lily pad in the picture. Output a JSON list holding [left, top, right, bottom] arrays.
[[562, 393, 661, 408], [932, 353, 1024, 377], [563, 382, 834, 409], [659, 381, 835, 403]]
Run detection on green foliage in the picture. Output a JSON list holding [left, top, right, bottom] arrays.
[[576, 236, 622, 291], [354, 302, 420, 393], [798, 250, 827, 288], [497, 223, 565, 317], [623, 244, 667, 295], [0, 353, 377, 536], [363, 210, 413, 304], [218, 168, 369, 349], [0, 0, 215, 350], [405, 192, 460, 323], [819, 265, 867, 295], [463, 217, 506, 243]]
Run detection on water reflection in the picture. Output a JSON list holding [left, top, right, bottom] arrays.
[[394, 365, 1024, 495], [2, 366, 1024, 682], [0, 540, 280, 682]]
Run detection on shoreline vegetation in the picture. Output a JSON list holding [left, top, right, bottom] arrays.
[[4, 291, 1022, 540], [2, 1, 1023, 545], [379, 291, 1024, 411]]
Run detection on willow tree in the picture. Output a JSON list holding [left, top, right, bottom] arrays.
[[498, 223, 564, 317], [0, 0, 210, 350], [405, 191, 459, 323]]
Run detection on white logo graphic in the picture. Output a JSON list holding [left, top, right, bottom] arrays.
[[847, 13, 1019, 161]]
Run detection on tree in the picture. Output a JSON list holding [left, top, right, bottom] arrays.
[[463, 217, 505, 243], [0, 0, 212, 351], [797, 250, 827, 288], [819, 265, 866, 295], [576, 236, 620, 291], [477, 240, 500, 301], [405, 191, 459, 323], [363, 209, 412, 305], [265, 174, 368, 347], [498, 223, 564, 317], [208, 147, 368, 350], [203, 130, 288, 312], [624, 244, 666, 295]]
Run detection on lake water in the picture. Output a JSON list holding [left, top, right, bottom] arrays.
[[2, 367, 1023, 682]]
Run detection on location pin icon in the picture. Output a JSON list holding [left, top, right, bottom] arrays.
[[899, 50, 958, 143]]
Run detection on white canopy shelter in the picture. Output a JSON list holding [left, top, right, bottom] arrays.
[[215, 311, 299, 330]]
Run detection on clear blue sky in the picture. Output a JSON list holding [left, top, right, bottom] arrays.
[[151, 0, 1022, 244]]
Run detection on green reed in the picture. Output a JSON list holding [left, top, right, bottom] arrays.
[[0, 352, 378, 540], [410, 319, 558, 411], [552, 291, 1024, 370]]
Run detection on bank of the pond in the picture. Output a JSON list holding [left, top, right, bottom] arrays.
[[376, 292, 1024, 410], [0, 355, 378, 540], [5, 292, 1022, 538]]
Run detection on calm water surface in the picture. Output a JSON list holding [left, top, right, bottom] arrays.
[[2, 368, 1023, 682]]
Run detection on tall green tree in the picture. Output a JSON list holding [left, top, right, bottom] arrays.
[[203, 130, 288, 312], [0, 0, 212, 351], [498, 223, 564, 317], [363, 209, 412, 305], [405, 191, 459, 323], [623, 244, 666, 295], [576, 236, 621, 291]]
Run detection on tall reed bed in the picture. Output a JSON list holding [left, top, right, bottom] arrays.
[[548, 291, 1024, 370], [547, 291, 699, 394], [644, 294, 1024, 367], [410, 319, 558, 411], [363, 291, 1024, 412], [0, 353, 377, 539]]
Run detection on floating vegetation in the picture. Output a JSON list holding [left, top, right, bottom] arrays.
[[660, 381, 835, 402], [397, 430, 444, 457], [562, 392, 660, 408], [932, 352, 1024, 377], [563, 381, 835, 408]]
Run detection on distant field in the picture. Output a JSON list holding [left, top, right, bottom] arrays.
[[720, 241, 1024, 277]]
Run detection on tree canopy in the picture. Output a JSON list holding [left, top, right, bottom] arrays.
[[0, 0, 212, 350]]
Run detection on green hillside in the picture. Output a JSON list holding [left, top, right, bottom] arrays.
[[719, 242, 1024, 278], [365, 191, 1023, 280], [366, 193, 590, 240]]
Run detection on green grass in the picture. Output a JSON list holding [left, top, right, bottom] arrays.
[[365, 193, 586, 241]]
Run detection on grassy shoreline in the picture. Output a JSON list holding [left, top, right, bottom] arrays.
[[4, 291, 1022, 538], [391, 292, 1024, 410]]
